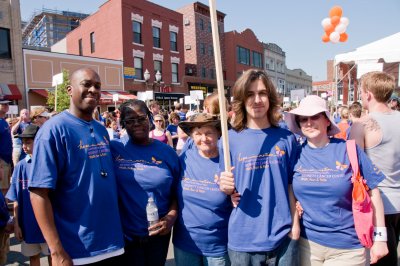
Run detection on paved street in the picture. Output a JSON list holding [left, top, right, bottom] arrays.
[[6, 234, 176, 265], [5, 234, 400, 265]]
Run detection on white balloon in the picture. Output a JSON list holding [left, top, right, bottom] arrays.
[[335, 23, 347, 34], [330, 31, 340, 43], [321, 17, 331, 28], [340, 17, 350, 27]]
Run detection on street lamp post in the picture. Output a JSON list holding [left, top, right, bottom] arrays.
[[144, 69, 150, 90], [155, 70, 162, 92]]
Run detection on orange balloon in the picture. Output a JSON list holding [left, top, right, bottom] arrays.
[[329, 6, 343, 18], [322, 33, 330, 43], [323, 24, 335, 34], [331, 16, 341, 26], [339, 32, 348, 42]]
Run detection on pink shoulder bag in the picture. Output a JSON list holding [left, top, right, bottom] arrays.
[[346, 140, 374, 248]]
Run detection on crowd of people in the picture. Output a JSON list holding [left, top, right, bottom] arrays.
[[0, 67, 398, 266]]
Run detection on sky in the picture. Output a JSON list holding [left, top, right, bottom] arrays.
[[20, 0, 400, 81]]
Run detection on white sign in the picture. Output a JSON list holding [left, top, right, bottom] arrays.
[[290, 89, 306, 102], [283, 97, 290, 102], [6, 105, 18, 115], [190, 90, 204, 101], [357, 62, 383, 79], [52, 73, 63, 86], [137, 92, 147, 101], [112, 94, 119, 102], [185, 96, 194, 104]]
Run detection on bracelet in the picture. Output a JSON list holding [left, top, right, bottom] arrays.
[[373, 227, 387, 242]]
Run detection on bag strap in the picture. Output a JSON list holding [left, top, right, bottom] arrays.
[[346, 140, 359, 179]]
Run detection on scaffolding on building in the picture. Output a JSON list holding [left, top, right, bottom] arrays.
[[22, 8, 89, 47]]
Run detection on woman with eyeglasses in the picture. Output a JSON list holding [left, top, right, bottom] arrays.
[[149, 114, 173, 147], [284, 95, 388, 266], [110, 99, 180, 266]]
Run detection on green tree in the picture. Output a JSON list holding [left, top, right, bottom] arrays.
[[47, 69, 70, 112]]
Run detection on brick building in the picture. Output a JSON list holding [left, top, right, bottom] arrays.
[[177, 1, 227, 99], [0, 0, 24, 108], [62, 0, 185, 107], [224, 29, 264, 84]]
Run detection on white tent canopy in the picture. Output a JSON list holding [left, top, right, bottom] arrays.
[[335, 32, 400, 65], [335, 32, 400, 79]]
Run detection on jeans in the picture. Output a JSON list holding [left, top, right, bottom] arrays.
[[228, 236, 299, 266], [122, 233, 171, 266], [174, 246, 231, 266]]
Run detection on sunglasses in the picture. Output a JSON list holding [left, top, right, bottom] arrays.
[[297, 113, 324, 124], [154, 120, 163, 123], [124, 116, 148, 125]]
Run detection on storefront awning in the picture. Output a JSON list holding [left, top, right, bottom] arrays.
[[100, 91, 136, 105], [30, 89, 49, 98], [0, 83, 22, 100]]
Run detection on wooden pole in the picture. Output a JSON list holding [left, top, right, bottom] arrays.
[[209, 0, 231, 171]]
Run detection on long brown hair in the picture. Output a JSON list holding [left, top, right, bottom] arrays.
[[231, 69, 280, 131]]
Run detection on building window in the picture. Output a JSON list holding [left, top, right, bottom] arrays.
[[153, 27, 161, 48], [208, 22, 212, 33], [154, 60, 162, 79], [200, 43, 205, 55], [78, 38, 83, 56], [170, 31, 177, 51], [134, 57, 143, 80], [0, 28, 12, 59], [171, 63, 179, 83], [208, 45, 213, 56], [236, 46, 250, 65], [90, 32, 95, 53], [201, 67, 206, 78], [266, 58, 275, 70], [252, 51, 262, 68], [133, 21, 142, 44], [278, 79, 285, 94], [210, 68, 215, 79], [199, 18, 204, 30]]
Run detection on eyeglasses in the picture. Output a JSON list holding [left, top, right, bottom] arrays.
[[297, 113, 324, 124], [124, 116, 148, 125], [154, 120, 163, 123]]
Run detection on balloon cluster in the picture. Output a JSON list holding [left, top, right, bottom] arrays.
[[321, 6, 349, 43]]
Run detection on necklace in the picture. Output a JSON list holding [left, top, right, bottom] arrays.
[[90, 126, 108, 178]]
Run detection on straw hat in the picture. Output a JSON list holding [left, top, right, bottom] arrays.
[[178, 113, 221, 136], [31, 107, 50, 119], [284, 95, 340, 136]]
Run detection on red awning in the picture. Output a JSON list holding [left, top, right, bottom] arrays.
[[0, 83, 22, 100], [100, 91, 136, 105], [31, 89, 49, 98]]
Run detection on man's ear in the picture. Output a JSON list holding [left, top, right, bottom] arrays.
[[67, 85, 73, 96]]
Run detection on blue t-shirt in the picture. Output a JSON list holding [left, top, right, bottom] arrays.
[[0, 118, 12, 164], [166, 124, 178, 148], [222, 127, 298, 252], [292, 138, 385, 249], [14, 121, 31, 146], [110, 138, 180, 238], [173, 145, 232, 257], [6, 156, 45, 243], [28, 111, 124, 259]]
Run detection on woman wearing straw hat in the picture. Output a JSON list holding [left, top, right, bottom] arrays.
[[173, 113, 232, 266], [284, 95, 388, 265]]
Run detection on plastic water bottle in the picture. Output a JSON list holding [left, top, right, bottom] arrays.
[[146, 193, 159, 231]]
